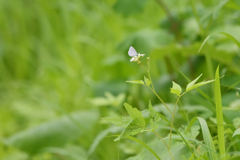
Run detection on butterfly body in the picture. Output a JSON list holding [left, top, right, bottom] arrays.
[[127, 46, 145, 62], [128, 46, 138, 57]]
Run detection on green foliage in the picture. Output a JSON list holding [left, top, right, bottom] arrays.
[[1, 0, 240, 159], [170, 81, 182, 96], [186, 74, 215, 92], [124, 103, 146, 128], [232, 128, 240, 137], [4, 111, 99, 155], [102, 117, 131, 128], [126, 80, 145, 85], [144, 76, 151, 86], [148, 101, 161, 130], [215, 66, 226, 160], [113, 0, 147, 16]]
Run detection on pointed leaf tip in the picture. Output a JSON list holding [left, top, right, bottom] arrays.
[[233, 128, 240, 137], [126, 80, 144, 85], [170, 81, 182, 96], [186, 74, 203, 91], [144, 76, 151, 86]]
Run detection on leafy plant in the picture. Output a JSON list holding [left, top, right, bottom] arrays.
[[103, 47, 231, 159]]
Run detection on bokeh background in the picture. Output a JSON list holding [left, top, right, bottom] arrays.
[[0, 0, 240, 159]]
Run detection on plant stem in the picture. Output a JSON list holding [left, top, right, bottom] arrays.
[[169, 92, 187, 148], [169, 97, 180, 148], [178, 100, 189, 124], [150, 87, 173, 116], [152, 130, 174, 160], [140, 65, 173, 116]]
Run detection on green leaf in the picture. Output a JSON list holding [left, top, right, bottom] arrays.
[[233, 128, 240, 137], [186, 73, 215, 92], [215, 65, 226, 160], [89, 92, 125, 107], [220, 32, 240, 48], [198, 34, 213, 53], [198, 32, 240, 54], [170, 81, 182, 96], [148, 100, 155, 117], [101, 117, 131, 128], [88, 127, 120, 156], [114, 122, 146, 141], [178, 125, 200, 139], [126, 80, 145, 85], [4, 111, 99, 155], [148, 101, 161, 130], [159, 114, 195, 157], [187, 117, 218, 160], [124, 103, 145, 127], [127, 136, 161, 160], [186, 74, 203, 91], [186, 79, 215, 92], [144, 76, 151, 86]]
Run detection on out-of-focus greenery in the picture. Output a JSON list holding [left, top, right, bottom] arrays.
[[0, 0, 240, 159]]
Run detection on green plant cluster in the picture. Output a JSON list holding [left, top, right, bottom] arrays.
[[0, 0, 240, 160]]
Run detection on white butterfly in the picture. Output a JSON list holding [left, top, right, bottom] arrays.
[[128, 46, 138, 57], [128, 46, 145, 62]]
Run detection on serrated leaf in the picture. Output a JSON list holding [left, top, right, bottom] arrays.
[[148, 101, 161, 130], [101, 117, 131, 128], [148, 100, 155, 117], [186, 74, 203, 91], [150, 118, 159, 130], [170, 81, 182, 96], [232, 128, 240, 137], [114, 122, 146, 141], [126, 80, 144, 85], [144, 76, 151, 86], [124, 103, 145, 127], [186, 79, 215, 92]]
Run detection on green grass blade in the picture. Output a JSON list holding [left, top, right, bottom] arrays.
[[187, 117, 218, 160], [197, 117, 218, 160], [220, 32, 240, 48], [127, 136, 161, 160], [198, 34, 213, 53], [215, 66, 226, 160]]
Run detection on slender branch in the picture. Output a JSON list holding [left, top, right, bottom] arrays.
[[169, 92, 187, 148], [149, 87, 173, 116], [178, 100, 189, 124], [152, 130, 174, 160], [140, 64, 173, 116]]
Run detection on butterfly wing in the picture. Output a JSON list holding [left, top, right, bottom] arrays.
[[128, 46, 138, 57]]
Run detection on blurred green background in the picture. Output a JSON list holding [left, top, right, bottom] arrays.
[[0, 0, 240, 159]]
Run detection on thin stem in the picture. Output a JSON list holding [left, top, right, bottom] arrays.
[[178, 100, 189, 124], [152, 130, 174, 160], [147, 59, 155, 90], [169, 92, 187, 148], [149, 87, 173, 116], [169, 97, 180, 148], [140, 64, 173, 116]]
